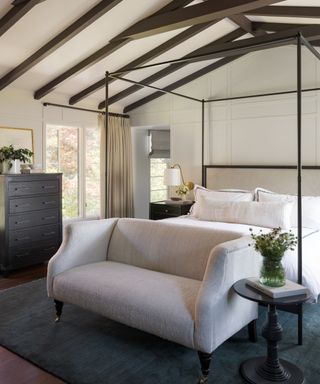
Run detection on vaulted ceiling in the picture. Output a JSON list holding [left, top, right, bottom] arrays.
[[1, 0, 320, 113]]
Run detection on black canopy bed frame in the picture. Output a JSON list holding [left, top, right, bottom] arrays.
[[104, 31, 320, 347]]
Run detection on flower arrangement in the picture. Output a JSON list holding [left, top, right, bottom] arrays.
[[249, 227, 297, 287], [176, 184, 189, 196], [249, 227, 297, 259]]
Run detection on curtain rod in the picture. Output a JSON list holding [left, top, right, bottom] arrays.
[[43, 102, 129, 119]]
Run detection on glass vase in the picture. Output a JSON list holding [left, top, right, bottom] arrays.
[[259, 256, 286, 287]]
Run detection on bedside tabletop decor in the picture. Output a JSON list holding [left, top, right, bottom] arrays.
[[233, 279, 310, 384], [163, 164, 194, 200], [149, 200, 193, 220], [249, 227, 297, 287]]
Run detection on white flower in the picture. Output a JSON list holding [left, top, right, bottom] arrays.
[[176, 184, 189, 196]]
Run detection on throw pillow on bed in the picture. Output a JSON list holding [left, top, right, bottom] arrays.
[[256, 188, 320, 229], [191, 185, 254, 217], [197, 196, 293, 229]]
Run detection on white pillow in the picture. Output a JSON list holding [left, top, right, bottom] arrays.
[[198, 196, 293, 229], [191, 185, 253, 217], [256, 189, 320, 229]]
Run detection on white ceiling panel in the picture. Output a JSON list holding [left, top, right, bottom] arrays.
[[0, 0, 101, 69]]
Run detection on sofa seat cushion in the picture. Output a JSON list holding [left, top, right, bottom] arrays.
[[53, 261, 201, 349]]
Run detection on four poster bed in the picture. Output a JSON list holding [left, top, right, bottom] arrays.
[[105, 31, 320, 350], [167, 165, 320, 303]]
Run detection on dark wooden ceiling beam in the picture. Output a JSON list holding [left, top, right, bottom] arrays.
[[0, 0, 43, 37], [123, 55, 243, 113], [122, 24, 320, 113], [99, 28, 245, 109], [246, 6, 320, 18], [252, 22, 320, 46], [119, 25, 320, 69], [253, 22, 319, 32], [69, 20, 216, 105], [113, 0, 282, 40], [253, 22, 301, 32], [229, 14, 267, 36], [11, 0, 46, 5], [33, 0, 195, 100], [70, 79, 105, 105], [0, 0, 124, 92]]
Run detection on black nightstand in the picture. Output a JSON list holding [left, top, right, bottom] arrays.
[[149, 200, 193, 220], [233, 279, 310, 384]]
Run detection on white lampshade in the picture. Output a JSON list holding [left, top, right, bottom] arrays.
[[163, 168, 181, 186]]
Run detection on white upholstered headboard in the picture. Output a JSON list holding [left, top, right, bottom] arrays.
[[204, 166, 320, 196]]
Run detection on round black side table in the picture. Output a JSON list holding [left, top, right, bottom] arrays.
[[233, 279, 310, 384]]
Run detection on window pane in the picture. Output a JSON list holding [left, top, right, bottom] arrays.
[[150, 158, 168, 202], [150, 160, 168, 177], [85, 127, 101, 217], [46, 125, 79, 219], [46, 125, 59, 173], [151, 190, 167, 202], [59, 127, 79, 219]]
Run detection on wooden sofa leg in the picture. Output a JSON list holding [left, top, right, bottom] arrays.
[[197, 351, 213, 384], [248, 319, 257, 342], [54, 300, 64, 322]]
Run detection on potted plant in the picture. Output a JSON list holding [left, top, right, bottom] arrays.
[[249, 227, 297, 287], [0, 145, 33, 174]]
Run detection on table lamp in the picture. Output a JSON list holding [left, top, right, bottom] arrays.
[[163, 164, 194, 200]]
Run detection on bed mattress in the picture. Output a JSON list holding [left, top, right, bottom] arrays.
[[164, 216, 320, 301]]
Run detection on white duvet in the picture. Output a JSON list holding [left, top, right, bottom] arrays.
[[164, 216, 320, 301]]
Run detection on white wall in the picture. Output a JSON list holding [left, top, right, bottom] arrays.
[[130, 46, 320, 187], [0, 87, 101, 168], [131, 125, 171, 218], [0, 88, 44, 164], [131, 126, 150, 218]]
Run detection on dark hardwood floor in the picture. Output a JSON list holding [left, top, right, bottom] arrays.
[[0, 264, 65, 384]]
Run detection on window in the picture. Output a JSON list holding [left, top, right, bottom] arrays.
[[149, 130, 170, 202], [150, 158, 169, 202], [45, 124, 100, 220]]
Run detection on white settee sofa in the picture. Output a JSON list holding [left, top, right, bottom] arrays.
[[47, 218, 260, 383]]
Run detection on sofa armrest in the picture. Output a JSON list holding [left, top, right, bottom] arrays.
[[47, 218, 118, 297], [194, 236, 261, 353]]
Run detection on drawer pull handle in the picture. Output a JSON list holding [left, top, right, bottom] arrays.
[[42, 216, 56, 220], [42, 201, 55, 205], [15, 236, 30, 241], [15, 204, 31, 208], [16, 252, 30, 258], [14, 187, 30, 191], [42, 231, 56, 236], [42, 185, 55, 189], [14, 220, 29, 225]]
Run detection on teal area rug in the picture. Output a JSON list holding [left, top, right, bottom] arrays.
[[0, 279, 319, 384]]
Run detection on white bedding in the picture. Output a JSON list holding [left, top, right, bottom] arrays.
[[164, 216, 320, 301]]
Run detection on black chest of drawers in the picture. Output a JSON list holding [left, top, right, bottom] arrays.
[[0, 173, 62, 274]]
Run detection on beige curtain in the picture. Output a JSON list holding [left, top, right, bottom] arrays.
[[98, 114, 134, 218], [98, 114, 106, 218]]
